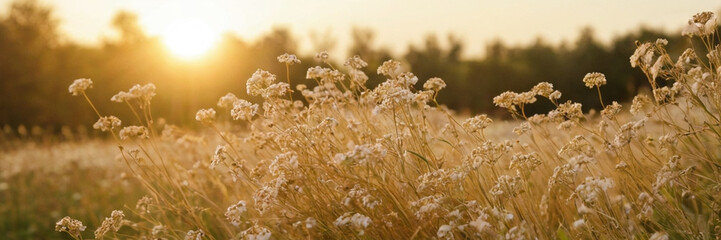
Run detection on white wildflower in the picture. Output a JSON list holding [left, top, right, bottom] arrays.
[[119, 126, 149, 140], [68, 78, 93, 96], [423, 77, 447, 92], [583, 72, 607, 88], [195, 108, 216, 125], [246, 69, 276, 96], [55, 216, 86, 238], [93, 116, 121, 132], [217, 93, 239, 108], [277, 53, 301, 65], [94, 210, 125, 239], [225, 200, 247, 226], [231, 99, 259, 121], [344, 55, 368, 69]]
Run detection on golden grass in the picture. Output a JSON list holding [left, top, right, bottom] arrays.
[[4, 11, 721, 240]]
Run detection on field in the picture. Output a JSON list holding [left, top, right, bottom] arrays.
[[3, 12, 721, 240]]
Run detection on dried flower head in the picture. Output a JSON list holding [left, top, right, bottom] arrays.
[[462, 114, 493, 133], [68, 78, 93, 96], [377, 59, 402, 77], [396, 72, 419, 86], [630, 94, 651, 115], [549, 90, 562, 100], [277, 53, 301, 65], [119, 126, 149, 140], [345, 55, 368, 69], [225, 200, 247, 226], [127, 83, 157, 103], [94, 210, 125, 239], [247, 69, 277, 96], [135, 196, 153, 214], [334, 212, 372, 235], [55, 216, 86, 238], [516, 91, 537, 105], [195, 108, 216, 125], [532, 82, 554, 97], [240, 224, 272, 240], [423, 77, 447, 92], [493, 91, 519, 109], [582, 72, 607, 88], [601, 101, 622, 119], [630, 42, 654, 68], [262, 82, 290, 99], [231, 99, 259, 121], [489, 175, 524, 197], [575, 177, 614, 203], [93, 116, 122, 132], [682, 12, 717, 37]]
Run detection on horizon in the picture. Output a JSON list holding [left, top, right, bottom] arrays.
[[2, 0, 720, 58]]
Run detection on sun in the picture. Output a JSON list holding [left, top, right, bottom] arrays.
[[161, 18, 218, 60]]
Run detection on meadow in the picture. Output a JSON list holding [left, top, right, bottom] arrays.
[[2, 11, 721, 240]]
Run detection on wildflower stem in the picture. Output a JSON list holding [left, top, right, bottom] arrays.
[[596, 86, 605, 108], [81, 91, 102, 118], [286, 63, 293, 101]]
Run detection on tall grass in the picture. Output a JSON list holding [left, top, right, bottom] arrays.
[[50, 12, 721, 239]]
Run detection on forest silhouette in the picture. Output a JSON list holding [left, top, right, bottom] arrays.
[[0, 0, 710, 130]]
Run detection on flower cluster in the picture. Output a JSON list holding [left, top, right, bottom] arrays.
[[55, 216, 86, 238], [582, 72, 607, 88], [277, 53, 301, 65], [93, 116, 122, 132], [68, 78, 93, 96], [119, 126, 149, 140], [94, 210, 125, 239]]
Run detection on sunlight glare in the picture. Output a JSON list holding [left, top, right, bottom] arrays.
[[162, 19, 218, 60]]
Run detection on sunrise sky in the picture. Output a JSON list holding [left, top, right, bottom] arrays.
[[2, 0, 720, 58]]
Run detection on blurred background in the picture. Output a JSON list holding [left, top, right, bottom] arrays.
[[1, 0, 720, 130]]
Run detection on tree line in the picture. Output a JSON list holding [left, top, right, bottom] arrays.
[[0, 0, 707, 129]]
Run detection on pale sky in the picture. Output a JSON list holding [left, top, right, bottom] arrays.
[[2, 0, 720, 58]]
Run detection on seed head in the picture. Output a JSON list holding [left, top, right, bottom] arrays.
[[119, 126, 149, 140], [231, 99, 258, 121], [94, 210, 125, 239], [582, 72, 607, 88], [217, 93, 240, 108], [682, 12, 717, 37], [93, 116, 122, 132], [247, 69, 277, 96], [195, 108, 216, 125], [344, 55, 368, 69], [423, 77, 447, 92], [630, 42, 654, 68], [55, 216, 86, 237], [377, 59, 402, 77], [493, 91, 519, 109], [68, 78, 93, 96], [240, 223, 271, 240], [277, 53, 301, 65], [225, 200, 247, 226], [128, 83, 157, 103], [462, 114, 493, 133], [532, 82, 554, 97]]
